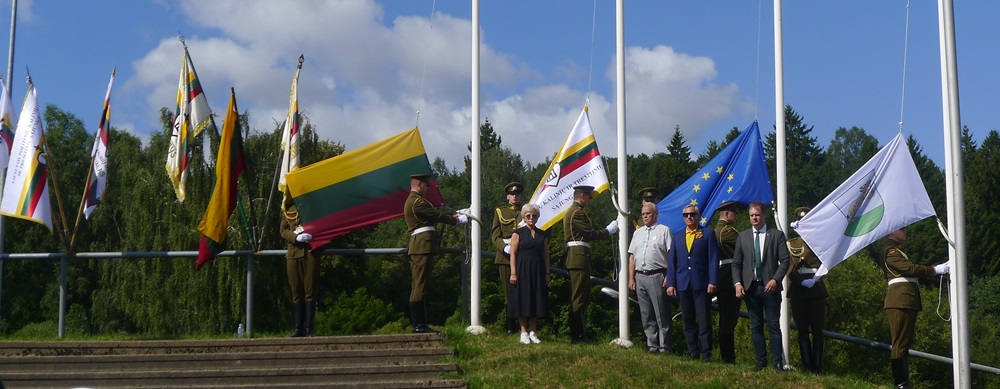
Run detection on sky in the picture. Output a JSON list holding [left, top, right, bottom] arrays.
[[0, 0, 997, 173]]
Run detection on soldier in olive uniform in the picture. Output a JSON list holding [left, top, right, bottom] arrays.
[[404, 173, 466, 333], [714, 201, 740, 364], [281, 196, 318, 337], [491, 181, 524, 335], [877, 227, 949, 389], [564, 185, 619, 344], [786, 207, 828, 374], [631, 187, 661, 232]]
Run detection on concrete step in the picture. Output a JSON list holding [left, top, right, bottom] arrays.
[[0, 333, 465, 388]]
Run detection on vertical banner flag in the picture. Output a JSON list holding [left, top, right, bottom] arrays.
[[526, 106, 610, 230], [656, 121, 773, 232], [166, 47, 215, 202], [196, 89, 245, 270], [284, 128, 443, 250], [278, 55, 303, 199], [0, 77, 16, 171], [793, 132, 935, 278], [0, 83, 51, 230], [82, 69, 115, 219]]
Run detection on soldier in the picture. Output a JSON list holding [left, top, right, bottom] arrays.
[[564, 185, 618, 344], [491, 181, 524, 335], [714, 201, 740, 364], [877, 227, 949, 388], [786, 206, 828, 374], [403, 173, 467, 333], [280, 195, 318, 337], [632, 187, 661, 231]]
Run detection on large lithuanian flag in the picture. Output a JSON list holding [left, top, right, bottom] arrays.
[[284, 128, 442, 250]]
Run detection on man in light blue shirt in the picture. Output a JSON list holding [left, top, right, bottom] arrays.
[[628, 203, 673, 353]]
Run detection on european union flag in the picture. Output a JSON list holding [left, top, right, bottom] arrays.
[[656, 121, 774, 232]]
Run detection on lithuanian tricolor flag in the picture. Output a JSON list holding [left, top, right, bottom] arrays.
[[285, 128, 442, 250], [196, 88, 245, 270]]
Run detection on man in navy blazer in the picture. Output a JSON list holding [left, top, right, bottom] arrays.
[[732, 201, 790, 372], [666, 205, 719, 362]]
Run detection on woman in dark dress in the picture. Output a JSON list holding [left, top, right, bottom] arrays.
[[508, 203, 550, 344]]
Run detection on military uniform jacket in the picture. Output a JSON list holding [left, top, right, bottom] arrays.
[[404, 191, 456, 255], [880, 241, 935, 311], [786, 237, 828, 299], [280, 205, 312, 260], [563, 201, 611, 271], [715, 220, 738, 290], [490, 204, 521, 265]]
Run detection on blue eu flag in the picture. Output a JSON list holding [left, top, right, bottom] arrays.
[[656, 121, 774, 232]]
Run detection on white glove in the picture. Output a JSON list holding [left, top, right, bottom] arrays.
[[293, 226, 304, 235], [605, 220, 619, 234], [456, 214, 469, 224], [295, 233, 312, 243], [934, 262, 950, 275], [456, 207, 471, 215], [503, 245, 510, 254], [801, 279, 816, 288]]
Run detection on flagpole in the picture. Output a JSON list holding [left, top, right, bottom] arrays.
[[937, 0, 970, 386], [0, 0, 17, 321], [773, 0, 792, 368], [465, 0, 485, 335], [612, 0, 631, 348]]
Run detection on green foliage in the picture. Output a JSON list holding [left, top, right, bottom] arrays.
[[318, 287, 400, 335]]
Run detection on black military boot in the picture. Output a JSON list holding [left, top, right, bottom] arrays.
[[575, 309, 596, 345], [289, 302, 305, 337], [798, 336, 813, 373], [411, 301, 439, 333], [568, 310, 580, 343], [812, 337, 824, 374], [304, 301, 316, 337], [891, 358, 912, 389]]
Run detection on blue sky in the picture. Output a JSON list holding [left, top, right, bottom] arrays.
[[0, 1, 996, 170]]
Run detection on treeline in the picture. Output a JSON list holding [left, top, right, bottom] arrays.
[[1, 104, 998, 387]]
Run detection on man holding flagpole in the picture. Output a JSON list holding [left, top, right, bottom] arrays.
[[564, 185, 617, 344]]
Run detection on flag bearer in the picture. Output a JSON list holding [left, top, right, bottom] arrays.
[[491, 181, 524, 335]]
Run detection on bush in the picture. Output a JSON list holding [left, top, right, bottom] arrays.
[[316, 287, 400, 335]]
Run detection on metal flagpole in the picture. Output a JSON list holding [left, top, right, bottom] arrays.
[[773, 0, 792, 368], [936, 0, 970, 386], [612, 0, 631, 348], [466, 0, 485, 335], [0, 0, 17, 320]]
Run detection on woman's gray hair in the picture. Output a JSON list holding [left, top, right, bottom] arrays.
[[521, 203, 541, 215]]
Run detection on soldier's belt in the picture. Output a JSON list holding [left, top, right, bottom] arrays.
[[566, 241, 591, 248], [411, 226, 436, 236], [502, 238, 511, 244], [719, 259, 733, 266], [888, 277, 918, 286], [797, 267, 818, 274]]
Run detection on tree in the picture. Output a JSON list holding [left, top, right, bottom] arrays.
[[765, 105, 828, 210]]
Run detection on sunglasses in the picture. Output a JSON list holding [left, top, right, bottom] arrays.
[[524, 214, 538, 219], [682, 212, 697, 218]]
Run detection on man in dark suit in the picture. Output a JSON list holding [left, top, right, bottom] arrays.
[[564, 185, 618, 344], [491, 181, 524, 335], [404, 173, 465, 333], [666, 205, 719, 362], [714, 201, 740, 364], [732, 201, 790, 371], [878, 227, 948, 388]]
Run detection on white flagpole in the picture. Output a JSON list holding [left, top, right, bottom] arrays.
[[0, 0, 16, 318], [466, 0, 485, 335], [937, 0, 970, 386], [773, 0, 791, 368], [613, 0, 631, 348]]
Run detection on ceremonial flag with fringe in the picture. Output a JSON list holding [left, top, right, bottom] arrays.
[[82, 69, 114, 219], [525, 106, 610, 230], [278, 58, 302, 198], [0, 77, 16, 171], [656, 121, 773, 232], [196, 89, 245, 270], [0, 83, 51, 230], [284, 128, 442, 250]]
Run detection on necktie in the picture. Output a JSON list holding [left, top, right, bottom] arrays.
[[641, 226, 651, 266], [754, 230, 763, 281]]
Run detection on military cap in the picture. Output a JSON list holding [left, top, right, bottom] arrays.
[[638, 187, 660, 200], [410, 173, 432, 182], [504, 182, 524, 194], [573, 185, 595, 194], [794, 206, 812, 220], [717, 201, 740, 213]]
